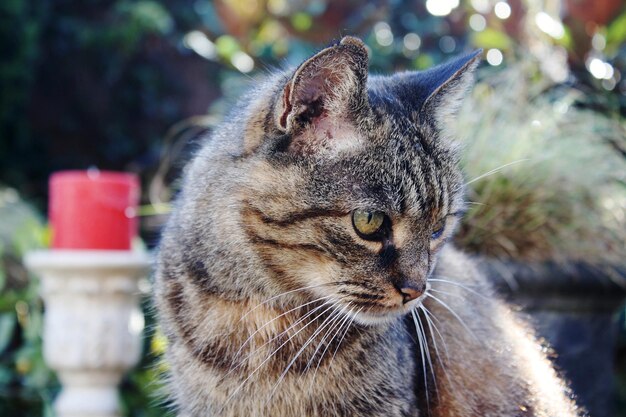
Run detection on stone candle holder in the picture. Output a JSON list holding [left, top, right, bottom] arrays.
[[25, 250, 150, 417]]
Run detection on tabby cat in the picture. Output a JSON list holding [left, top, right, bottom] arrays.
[[155, 36, 582, 416]]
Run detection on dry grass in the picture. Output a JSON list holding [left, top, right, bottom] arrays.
[[453, 63, 626, 264]]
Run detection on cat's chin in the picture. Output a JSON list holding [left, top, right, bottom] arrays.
[[351, 298, 427, 327], [346, 283, 430, 327]]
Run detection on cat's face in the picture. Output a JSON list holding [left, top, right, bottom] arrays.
[[227, 37, 478, 325]]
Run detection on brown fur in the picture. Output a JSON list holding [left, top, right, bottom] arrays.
[[155, 37, 583, 416]]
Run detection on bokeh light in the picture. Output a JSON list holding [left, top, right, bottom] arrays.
[[469, 14, 487, 32], [374, 21, 394, 46], [486, 48, 504, 65], [439, 36, 456, 53], [231, 51, 254, 73], [587, 57, 614, 80], [426, 0, 459, 17], [535, 12, 565, 39], [471, 0, 491, 14], [494, 2, 511, 19], [403, 33, 421, 51], [592, 33, 606, 51], [183, 31, 216, 60]]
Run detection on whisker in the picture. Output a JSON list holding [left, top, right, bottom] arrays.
[[337, 290, 385, 300], [420, 305, 451, 388], [218, 302, 337, 413], [227, 299, 336, 376], [426, 294, 480, 342], [302, 305, 349, 376], [329, 306, 362, 366], [307, 303, 355, 391], [460, 159, 529, 189], [267, 305, 348, 401], [232, 294, 334, 361], [411, 310, 430, 414], [420, 306, 450, 359], [429, 277, 490, 301], [416, 308, 439, 401], [429, 288, 466, 300], [238, 282, 346, 322]]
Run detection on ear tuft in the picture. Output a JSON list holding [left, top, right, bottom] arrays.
[[340, 35, 368, 50]]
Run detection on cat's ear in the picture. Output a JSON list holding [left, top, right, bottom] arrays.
[[397, 50, 482, 128], [274, 36, 369, 133], [421, 50, 481, 126]]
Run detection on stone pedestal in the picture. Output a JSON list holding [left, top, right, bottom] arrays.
[[25, 250, 151, 417]]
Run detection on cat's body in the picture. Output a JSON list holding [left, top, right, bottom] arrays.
[[155, 37, 582, 416]]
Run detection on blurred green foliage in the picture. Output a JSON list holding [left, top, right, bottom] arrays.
[[455, 62, 626, 263], [2, 0, 626, 207], [0, 188, 54, 417]]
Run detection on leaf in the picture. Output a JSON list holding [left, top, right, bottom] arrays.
[[554, 26, 573, 50], [413, 54, 434, 70], [215, 35, 240, 59], [471, 28, 513, 50], [607, 11, 626, 48], [291, 13, 312, 32]]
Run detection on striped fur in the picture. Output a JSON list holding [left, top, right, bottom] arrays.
[[154, 37, 582, 416]]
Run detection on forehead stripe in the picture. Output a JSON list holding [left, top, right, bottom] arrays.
[[242, 202, 346, 227]]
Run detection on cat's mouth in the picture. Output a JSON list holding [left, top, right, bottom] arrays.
[[348, 282, 430, 326]]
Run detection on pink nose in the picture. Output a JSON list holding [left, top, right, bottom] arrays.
[[399, 286, 423, 304]]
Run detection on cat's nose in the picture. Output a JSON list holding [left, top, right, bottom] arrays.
[[397, 282, 425, 304]]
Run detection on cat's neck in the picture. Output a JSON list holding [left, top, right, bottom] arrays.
[[158, 274, 417, 416], [203, 295, 378, 376]]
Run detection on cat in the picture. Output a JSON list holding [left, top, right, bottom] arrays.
[[154, 36, 582, 417]]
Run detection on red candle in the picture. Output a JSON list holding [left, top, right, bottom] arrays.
[[49, 170, 140, 250]]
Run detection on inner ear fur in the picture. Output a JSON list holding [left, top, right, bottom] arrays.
[[275, 36, 369, 133]]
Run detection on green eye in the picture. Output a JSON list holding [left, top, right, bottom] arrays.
[[352, 209, 386, 238]]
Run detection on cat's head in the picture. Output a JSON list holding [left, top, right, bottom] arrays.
[[190, 37, 480, 325]]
